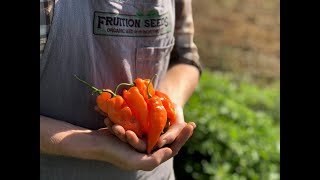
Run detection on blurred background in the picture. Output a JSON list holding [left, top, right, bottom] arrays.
[[174, 0, 280, 179]]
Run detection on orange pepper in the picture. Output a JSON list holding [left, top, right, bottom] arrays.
[[146, 75, 167, 154], [74, 75, 142, 138], [122, 87, 149, 135], [155, 90, 177, 125], [115, 79, 154, 135], [134, 78, 155, 101], [96, 91, 112, 114], [106, 95, 143, 138]]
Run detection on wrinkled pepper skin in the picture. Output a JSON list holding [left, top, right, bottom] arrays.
[[122, 87, 149, 134], [96, 91, 112, 114], [155, 90, 177, 125], [146, 95, 167, 154], [106, 95, 143, 138], [134, 78, 155, 101], [74, 75, 142, 137]]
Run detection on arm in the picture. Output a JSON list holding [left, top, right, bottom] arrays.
[[157, 64, 199, 107], [40, 115, 195, 171], [155, 64, 199, 150], [40, 115, 108, 161], [160, 0, 201, 106], [156, 0, 200, 148]]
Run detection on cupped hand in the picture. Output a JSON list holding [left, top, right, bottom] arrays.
[[156, 104, 188, 150], [95, 104, 195, 155], [95, 105, 147, 152], [95, 121, 195, 171]]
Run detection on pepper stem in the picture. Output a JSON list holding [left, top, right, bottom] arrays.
[[147, 74, 157, 98], [115, 82, 135, 95], [102, 89, 117, 97], [74, 75, 116, 97]]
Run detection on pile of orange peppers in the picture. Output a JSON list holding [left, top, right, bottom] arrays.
[[74, 75, 176, 154]]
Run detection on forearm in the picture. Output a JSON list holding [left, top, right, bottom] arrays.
[[40, 115, 109, 162], [158, 64, 200, 107]]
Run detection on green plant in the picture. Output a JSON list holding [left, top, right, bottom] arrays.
[[174, 69, 280, 180]]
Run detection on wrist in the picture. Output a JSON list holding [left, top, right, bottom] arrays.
[[41, 119, 104, 162], [64, 130, 106, 161]]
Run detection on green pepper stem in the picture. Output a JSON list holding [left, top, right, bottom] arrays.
[[102, 89, 116, 97], [147, 74, 157, 98], [73, 74, 116, 97], [115, 82, 135, 95]]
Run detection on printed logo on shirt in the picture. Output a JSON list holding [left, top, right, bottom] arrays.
[[93, 10, 172, 37]]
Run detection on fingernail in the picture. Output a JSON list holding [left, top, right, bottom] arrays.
[[159, 139, 167, 148], [190, 122, 196, 129]]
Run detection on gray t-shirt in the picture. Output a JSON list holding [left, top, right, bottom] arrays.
[[40, 0, 176, 179]]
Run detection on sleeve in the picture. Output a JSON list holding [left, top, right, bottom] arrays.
[[170, 0, 202, 75]]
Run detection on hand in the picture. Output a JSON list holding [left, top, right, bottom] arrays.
[[156, 104, 190, 151], [95, 105, 147, 152], [98, 104, 195, 156], [94, 121, 196, 171], [41, 115, 194, 172]]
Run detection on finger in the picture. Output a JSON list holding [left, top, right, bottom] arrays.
[[104, 118, 115, 135], [157, 104, 186, 148], [95, 127, 112, 136], [135, 147, 173, 171], [132, 123, 195, 171], [126, 130, 146, 153], [169, 122, 195, 156], [112, 124, 127, 143], [157, 122, 186, 148]]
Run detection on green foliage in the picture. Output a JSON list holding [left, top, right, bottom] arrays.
[[174, 70, 280, 180]]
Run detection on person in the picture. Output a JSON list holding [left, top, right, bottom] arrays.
[[40, 0, 202, 179]]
